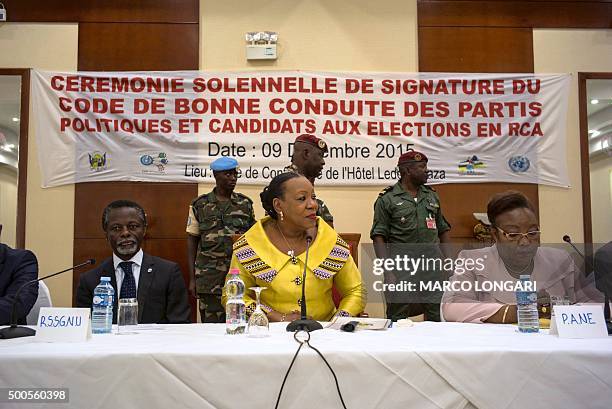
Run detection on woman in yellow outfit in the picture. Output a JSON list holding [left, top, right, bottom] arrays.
[[223, 172, 365, 322]]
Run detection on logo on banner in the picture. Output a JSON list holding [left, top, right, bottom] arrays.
[[140, 153, 169, 173], [88, 152, 107, 172], [508, 155, 530, 173], [458, 155, 485, 175]]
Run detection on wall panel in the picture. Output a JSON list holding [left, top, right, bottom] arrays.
[[74, 19, 199, 320], [78, 23, 199, 71], [418, 1, 612, 28], [74, 183, 197, 239], [2, 0, 198, 23], [419, 27, 533, 73], [418, 24, 538, 239], [418, 0, 611, 243], [435, 183, 538, 238]]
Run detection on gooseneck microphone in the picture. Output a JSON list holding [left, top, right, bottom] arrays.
[[563, 235, 593, 276], [564, 236, 611, 334], [286, 236, 323, 332], [563, 235, 583, 257], [0, 258, 95, 339]]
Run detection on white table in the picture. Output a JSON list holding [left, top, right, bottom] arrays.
[[0, 322, 611, 409]]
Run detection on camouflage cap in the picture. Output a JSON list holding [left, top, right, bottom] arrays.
[[295, 134, 328, 153], [398, 149, 428, 166]]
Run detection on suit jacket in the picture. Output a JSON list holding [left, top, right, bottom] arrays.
[[76, 253, 190, 324], [0, 243, 39, 325]]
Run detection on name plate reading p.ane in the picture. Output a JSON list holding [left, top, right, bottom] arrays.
[[551, 305, 608, 338], [35, 307, 91, 342]]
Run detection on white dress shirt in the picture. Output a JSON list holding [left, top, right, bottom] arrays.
[[113, 249, 143, 297]]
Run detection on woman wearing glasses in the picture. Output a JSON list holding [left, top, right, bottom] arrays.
[[442, 191, 580, 324]]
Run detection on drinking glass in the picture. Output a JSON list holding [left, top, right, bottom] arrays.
[[117, 298, 138, 335], [247, 287, 269, 338], [549, 295, 571, 319]]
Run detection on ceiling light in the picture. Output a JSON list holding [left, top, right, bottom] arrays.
[[590, 130, 601, 137], [590, 99, 599, 105]]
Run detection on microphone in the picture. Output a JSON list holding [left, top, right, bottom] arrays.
[[563, 235, 593, 276], [563, 235, 584, 257], [286, 235, 323, 332], [340, 321, 359, 332], [0, 258, 95, 339], [565, 236, 611, 334]]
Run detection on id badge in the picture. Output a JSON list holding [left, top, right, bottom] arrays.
[[426, 214, 437, 230]]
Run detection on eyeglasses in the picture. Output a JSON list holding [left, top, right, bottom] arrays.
[[495, 227, 541, 242]]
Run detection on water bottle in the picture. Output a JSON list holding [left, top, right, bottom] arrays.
[[225, 268, 246, 335], [92, 277, 115, 334], [516, 274, 539, 333]]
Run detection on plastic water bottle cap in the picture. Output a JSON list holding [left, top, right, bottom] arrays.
[[229, 268, 240, 275], [100, 276, 111, 282]]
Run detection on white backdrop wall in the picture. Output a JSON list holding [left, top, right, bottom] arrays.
[[0, 23, 78, 307], [0, 165, 18, 247], [534, 29, 612, 243]]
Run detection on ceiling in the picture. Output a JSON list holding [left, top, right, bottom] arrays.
[[0, 75, 21, 169]]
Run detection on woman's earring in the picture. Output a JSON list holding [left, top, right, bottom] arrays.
[[280, 211, 284, 221]]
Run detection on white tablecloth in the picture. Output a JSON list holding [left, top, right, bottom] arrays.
[[0, 322, 611, 409]]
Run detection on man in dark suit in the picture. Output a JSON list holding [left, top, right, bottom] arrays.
[[0, 224, 39, 325], [76, 200, 190, 324]]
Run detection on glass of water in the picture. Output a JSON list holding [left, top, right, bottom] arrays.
[[117, 298, 138, 335], [549, 295, 571, 319]]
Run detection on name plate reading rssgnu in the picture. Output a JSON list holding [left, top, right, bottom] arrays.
[[550, 305, 608, 339], [35, 307, 91, 342]]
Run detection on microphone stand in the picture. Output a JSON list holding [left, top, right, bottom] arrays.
[[564, 236, 611, 335], [604, 294, 612, 335], [0, 259, 95, 339], [562, 235, 593, 276], [287, 237, 323, 332]]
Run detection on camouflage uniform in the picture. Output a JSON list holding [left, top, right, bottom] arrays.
[[187, 189, 255, 322], [370, 182, 451, 321], [283, 163, 334, 225]]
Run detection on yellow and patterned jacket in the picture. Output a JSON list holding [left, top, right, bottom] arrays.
[[223, 216, 365, 321]]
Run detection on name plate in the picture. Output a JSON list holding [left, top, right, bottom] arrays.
[[35, 307, 91, 342], [551, 305, 608, 338]]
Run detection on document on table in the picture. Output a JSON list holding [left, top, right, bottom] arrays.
[[326, 316, 392, 330]]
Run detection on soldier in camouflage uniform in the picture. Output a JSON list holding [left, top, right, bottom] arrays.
[[186, 157, 256, 323], [370, 150, 451, 322], [284, 133, 334, 226]]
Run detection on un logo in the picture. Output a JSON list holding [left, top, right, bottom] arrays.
[[140, 155, 154, 166], [508, 155, 530, 173]]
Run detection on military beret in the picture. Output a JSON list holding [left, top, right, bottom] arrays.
[[398, 149, 428, 166], [210, 156, 238, 171], [295, 133, 328, 153]]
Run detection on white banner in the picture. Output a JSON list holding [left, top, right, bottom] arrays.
[[32, 70, 571, 188]]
